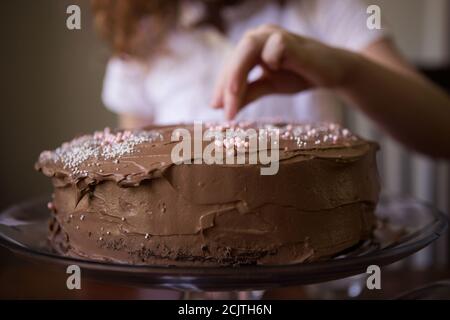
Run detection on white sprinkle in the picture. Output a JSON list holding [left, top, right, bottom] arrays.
[[39, 128, 163, 177]]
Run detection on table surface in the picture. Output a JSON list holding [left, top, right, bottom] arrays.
[[1, 246, 450, 299]]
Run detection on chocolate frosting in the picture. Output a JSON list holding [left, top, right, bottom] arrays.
[[36, 123, 380, 266]]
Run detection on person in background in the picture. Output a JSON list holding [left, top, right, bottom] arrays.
[[92, 0, 388, 127]]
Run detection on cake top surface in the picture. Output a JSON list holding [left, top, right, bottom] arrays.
[[36, 122, 375, 185]]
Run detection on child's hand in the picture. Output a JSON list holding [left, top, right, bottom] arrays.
[[211, 24, 356, 119]]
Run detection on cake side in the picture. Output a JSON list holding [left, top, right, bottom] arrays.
[[36, 123, 380, 266]]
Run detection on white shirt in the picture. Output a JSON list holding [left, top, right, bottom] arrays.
[[102, 0, 386, 125]]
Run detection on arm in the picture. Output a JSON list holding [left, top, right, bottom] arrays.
[[340, 39, 450, 158], [211, 25, 450, 158]]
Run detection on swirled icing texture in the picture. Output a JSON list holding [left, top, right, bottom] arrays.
[[36, 123, 380, 266]]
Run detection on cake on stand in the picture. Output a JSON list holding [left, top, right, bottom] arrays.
[[0, 194, 447, 299]]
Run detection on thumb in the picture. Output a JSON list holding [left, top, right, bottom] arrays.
[[242, 78, 276, 106], [242, 71, 312, 107]]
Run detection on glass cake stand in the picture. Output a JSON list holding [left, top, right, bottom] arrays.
[[0, 194, 447, 296]]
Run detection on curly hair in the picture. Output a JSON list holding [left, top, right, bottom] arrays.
[[91, 0, 246, 59]]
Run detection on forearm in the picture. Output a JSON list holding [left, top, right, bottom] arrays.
[[339, 53, 450, 158]]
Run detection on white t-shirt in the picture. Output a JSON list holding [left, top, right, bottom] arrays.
[[102, 0, 386, 125]]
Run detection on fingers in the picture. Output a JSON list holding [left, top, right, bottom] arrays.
[[223, 31, 269, 119], [210, 24, 314, 119], [271, 34, 339, 88], [227, 32, 267, 94], [243, 70, 312, 106], [242, 78, 276, 106], [261, 31, 289, 71], [210, 67, 226, 109]]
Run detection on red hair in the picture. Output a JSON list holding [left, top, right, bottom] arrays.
[[91, 0, 248, 59], [92, 0, 178, 59]]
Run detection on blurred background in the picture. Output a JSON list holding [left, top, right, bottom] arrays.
[[0, 0, 448, 298]]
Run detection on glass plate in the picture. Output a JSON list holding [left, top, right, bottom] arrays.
[[0, 194, 447, 291]]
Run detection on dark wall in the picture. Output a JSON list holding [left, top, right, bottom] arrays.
[[0, 0, 115, 210]]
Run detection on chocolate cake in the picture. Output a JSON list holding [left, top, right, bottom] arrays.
[[36, 123, 380, 266]]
